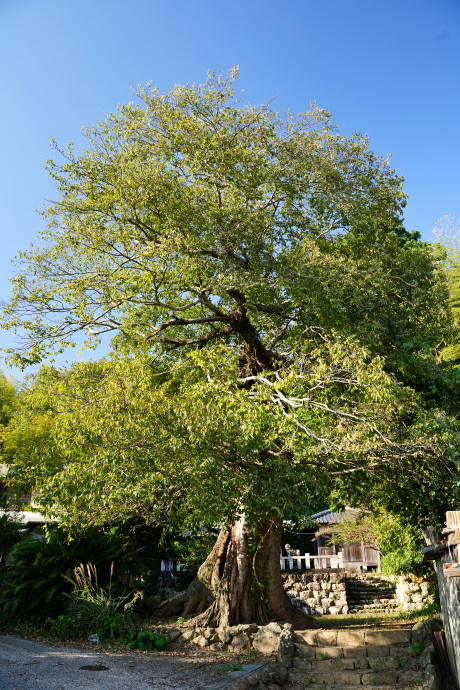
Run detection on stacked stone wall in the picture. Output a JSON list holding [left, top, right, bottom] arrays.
[[282, 570, 434, 616], [282, 570, 349, 615]]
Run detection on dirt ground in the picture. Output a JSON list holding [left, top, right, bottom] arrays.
[[0, 635, 226, 690]]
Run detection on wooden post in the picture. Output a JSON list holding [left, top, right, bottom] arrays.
[[305, 553, 310, 570]]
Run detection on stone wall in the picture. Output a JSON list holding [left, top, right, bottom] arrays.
[[170, 621, 294, 690], [283, 571, 349, 615], [394, 573, 435, 611], [282, 570, 434, 616]]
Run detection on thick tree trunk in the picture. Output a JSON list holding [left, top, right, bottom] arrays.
[[155, 515, 315, 629], [155, 294, 314, 627]]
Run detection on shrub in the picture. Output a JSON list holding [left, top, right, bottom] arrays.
[[127, 629, 168, 651], [0, 513, 25, 567], [0, 528, 124, 621], [65, 562, 140, 639]]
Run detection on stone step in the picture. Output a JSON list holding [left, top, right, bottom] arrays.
[[347, 596, 396, 603], [348, 602, 398, 609], [293, 654, 418, 672], [294, 642, 414, 660], [288, 667, 412, 686], [288, 686, 417, 690], [294, 628, 411, 647], [346, 584, 396, 591]]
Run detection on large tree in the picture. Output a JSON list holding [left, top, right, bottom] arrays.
[[3, 69, 458, 626]]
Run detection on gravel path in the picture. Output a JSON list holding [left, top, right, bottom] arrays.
[[0, 635, 223, 689]]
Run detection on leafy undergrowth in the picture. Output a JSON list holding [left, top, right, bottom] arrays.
[[314, 602, 441, 629]]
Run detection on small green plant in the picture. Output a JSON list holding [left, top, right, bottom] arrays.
[[411, 640, 424, 656], [395, 656, 403, 668], [127, 629, 168, 651], [246, 647, 257, 660], [176, 616, 186, 624], [222, 663, 244, 672], [317, 652, 327, 660]]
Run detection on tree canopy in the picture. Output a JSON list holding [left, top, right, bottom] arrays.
[[2, 69, 459, 624]]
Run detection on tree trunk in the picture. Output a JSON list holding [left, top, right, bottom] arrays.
[[155, 514, 315, 629]]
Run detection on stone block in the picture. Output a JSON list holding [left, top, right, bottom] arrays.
[[367, 656, 397, 671], [293, 658, 312, 671], [361, 670, 398, 685], [277, 629, 294, 660], [310, 671, 335, 684], [294, 643, 315, 659], [366, 644, 389, 657], [333, 670, 362, 685], [294, 630, 316, 645], [288, 667, 312, 684], [411, 620, 431, 643], [310, 658, 333, 671], [353, 657, 369, 669], [389, 645, 412, 657], [229, 634, 251, 653], [167, 628, 182, 642], [424, 663, 442, 690], [177, 630, 196, 643], [336, 630, 365, 647], [316, 630, 337, 646], [252, 629, 279, 655], [316, 646, 343, 658], [343, 645, 367, 658], [266, 622, 283, 635], [399, 669, 425, 684], [207, 642, 225, 651], [193, 635, 209, 647], [364, 629, 410, 646], [218, 630, 232, 643], [330, 658, 355, 671]]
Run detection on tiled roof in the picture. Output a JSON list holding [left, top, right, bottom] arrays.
[[310, 507, 359, 524]]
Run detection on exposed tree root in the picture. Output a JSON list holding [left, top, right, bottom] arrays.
[[151, 519, 316, 630]]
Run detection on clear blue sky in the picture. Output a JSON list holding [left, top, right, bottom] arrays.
[[1, 0, 459, 378]]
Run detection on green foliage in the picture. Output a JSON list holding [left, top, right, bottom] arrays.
[[169, 532, 218, 590], [0, 528, 124, 621], [326, 511, 376, 547], [222, 663, 244, 672], [0, 512, 25, 567], [1, 68, 459, 588], [372, 511, 426, 576], [0, 371, 19, 468], [412, 640, 424, 656], [45, 612, 89, 638], [65, 562, 140, 640], [0, 372, 18, 430], [127, 629, 168, 651], [326, 507, 428, 575]]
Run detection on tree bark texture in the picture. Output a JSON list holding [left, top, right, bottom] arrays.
[[155, 515, 314, 629]]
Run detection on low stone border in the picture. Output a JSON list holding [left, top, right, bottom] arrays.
[[159, 622, 295, 689], [165, 621, 293, 657], [199, 659, 290, 690]]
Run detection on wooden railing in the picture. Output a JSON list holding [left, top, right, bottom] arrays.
[[280, 552, 344, 571]]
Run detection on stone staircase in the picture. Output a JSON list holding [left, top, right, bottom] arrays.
[[345, 576, 398, 615], [287, 625, 439, 689]]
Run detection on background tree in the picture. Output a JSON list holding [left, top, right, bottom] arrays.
[[3, 69, 459, 626]]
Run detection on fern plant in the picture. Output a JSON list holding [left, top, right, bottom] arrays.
[[0, 528, 124, 621]]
